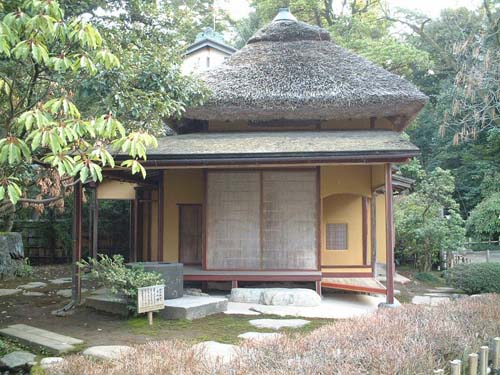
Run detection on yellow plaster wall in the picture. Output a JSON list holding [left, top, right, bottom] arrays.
[[320, 165, 371, 198], [97, 180, 136, 200], [162, 169, 204, 262], [376, 193, 387, 264], [321, 193, 364, 267], [322, 267, 372, 274], [319, 164, 390, 270]]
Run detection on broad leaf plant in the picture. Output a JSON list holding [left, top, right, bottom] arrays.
[[0, 0, 157, 207]]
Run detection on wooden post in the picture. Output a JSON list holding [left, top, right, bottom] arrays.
[[371, 192, 377, 277], [385, 163, 395, 304], [468, 353, 478, 375], [92, 188, 98, 259], [157, 174, 164, 262], [71, 182, 83, 305], [479, 346, 488, 375], [362, 196, 368, 265], [486, 250, 490, 263], [450, 360, 462, 375], [133, 189, 140, 262], [129, 200, 135, 262], [147, 311, 153, 326], [493, 337, 500, 370]]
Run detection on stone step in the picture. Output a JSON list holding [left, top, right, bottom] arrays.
[[85, 292, 129, 317], [0, 324, 83, 354], [160, 295, 228, 320]]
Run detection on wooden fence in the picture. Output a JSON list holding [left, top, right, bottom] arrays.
[[13, 219, 71, 264], [433, 337, 500, 374]]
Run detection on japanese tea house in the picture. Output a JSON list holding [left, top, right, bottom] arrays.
[[96, 8, 427, 304]]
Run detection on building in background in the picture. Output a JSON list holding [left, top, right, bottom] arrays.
[[181, 27, 237, 74]]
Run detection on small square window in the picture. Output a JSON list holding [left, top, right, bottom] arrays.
[[326, 223, 348, 250]]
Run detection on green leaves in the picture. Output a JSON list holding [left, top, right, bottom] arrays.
[[120, 159, 146, 179], [0, 137, 32, 165], [0, 178, 22, 204], [0, 0, 159, 206]]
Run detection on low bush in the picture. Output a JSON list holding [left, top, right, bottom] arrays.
[[415, 271, 442, 284], [78, 254, 164, 314], [48, 294, 500, 375], [446, 263, 500, 294], [14, 258, 33, 278]]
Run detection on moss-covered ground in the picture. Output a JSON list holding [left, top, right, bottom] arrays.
[[127, 313, 333, 344]]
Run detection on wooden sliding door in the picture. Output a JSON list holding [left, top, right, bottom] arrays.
[[262, 171, 317, 269], [206, 171, 261, 269], [205, 169, 318, 271], [179, 204, 202, 265]]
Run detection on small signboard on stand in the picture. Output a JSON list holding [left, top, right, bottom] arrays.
[[137, 285, 165, 325]]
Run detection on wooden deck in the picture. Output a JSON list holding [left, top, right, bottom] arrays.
[[183, 266, 322, 282], [322, 277, 387, 295], [183, 266, 387, 295]]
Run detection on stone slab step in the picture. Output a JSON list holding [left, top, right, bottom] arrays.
[[0, 324, 83, 354], [85, 293, 129, 317], [160, 295, 228, 320]]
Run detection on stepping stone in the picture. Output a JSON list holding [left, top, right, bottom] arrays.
[[0, 289, 21, 297], [430, 297, 450, 306], [0, 351, 36, 370], [85, 293, 129, 317], [0, 324, 84, 354], [56, 288, 87, 298], [230, 288, 265, 303], [260, 288, 321, 307], [411, 296, 431, 305], [191, 341, 238, 365], [17, 282, 47, 290], [40, 357, 64, 369], [412, 295, 451, 306], [248, 319, 310, 330], [83, 345, 133, 361], [22, 291, 45, 297], [184, 288, 209, 297], [424, 292, 454, 297], [160, 295, 227, 320], [238, 332, 283, 341], [49, 278, 72, 285]]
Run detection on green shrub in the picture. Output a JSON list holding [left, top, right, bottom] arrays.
[[14, 258, 33, 278], [446, 263, 500, 294], [415, 271, 442, 284], [78, 254, 164, 314]]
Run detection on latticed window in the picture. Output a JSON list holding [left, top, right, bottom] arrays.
[[326, 223, 348, 250]]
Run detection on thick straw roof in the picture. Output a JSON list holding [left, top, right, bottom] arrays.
[[184, 10, 427, 127]]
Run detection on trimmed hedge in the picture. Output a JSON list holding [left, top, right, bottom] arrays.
[[446, 263, 500, 294]]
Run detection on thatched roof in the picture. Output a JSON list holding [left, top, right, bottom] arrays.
[[145, 130, 418, 165], [184, 9, 427, 127]]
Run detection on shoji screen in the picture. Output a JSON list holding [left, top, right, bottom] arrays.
[[206, 171, 261, 269], [262, 170, 317, 269]]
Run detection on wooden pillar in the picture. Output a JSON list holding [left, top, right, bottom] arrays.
[[371, 192, 377, 277], [146, 190, 152, 261], [71, 181, 83, 305], [157, 174, 164, 262], [130, 197, 139, 262], [91, 188, 98, 259], [129, 199, 135, 262], [362, 196, 368, 265], [135, 188, 143, 262], [385, 164, 395, 304]]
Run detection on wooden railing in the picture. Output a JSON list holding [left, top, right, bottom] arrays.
[[433, 337, 500, 374]]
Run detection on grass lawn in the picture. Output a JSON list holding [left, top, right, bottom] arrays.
[[127, 313, 334, 344]]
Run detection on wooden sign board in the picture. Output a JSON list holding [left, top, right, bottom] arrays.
[[137, 285, 165, 314]]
